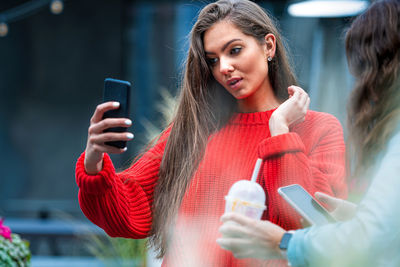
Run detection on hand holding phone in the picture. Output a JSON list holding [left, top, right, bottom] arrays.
[[84, 78, 133, 174], [278, 184, 336, 226], [315, 192, 357, 221], [102, 78, 132, 148]]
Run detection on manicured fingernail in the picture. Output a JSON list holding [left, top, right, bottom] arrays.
[[126, 133, 134, 139], [122, 147, 127, 151], [113, 102, 120, 107], [125, 120, 132, 125]]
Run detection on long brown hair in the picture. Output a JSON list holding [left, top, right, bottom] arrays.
[[150, 0, 297, 257], [346, 0, 400, 178]]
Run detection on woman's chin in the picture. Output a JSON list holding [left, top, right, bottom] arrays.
[[230, 90, 251, 100]]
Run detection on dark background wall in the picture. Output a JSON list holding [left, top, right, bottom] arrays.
[[0, 0, 356, 220], [0, 0, 126, 217], [0, 0, 211, 219]]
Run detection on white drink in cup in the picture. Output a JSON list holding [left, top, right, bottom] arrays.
[[224, 180, 266, 219], [224, 159, 266, 220]]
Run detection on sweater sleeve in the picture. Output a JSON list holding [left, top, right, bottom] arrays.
[[257, 112, 347, 230], [75, 129, 170, 239]]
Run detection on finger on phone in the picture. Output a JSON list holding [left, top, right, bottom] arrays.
[[315, 192, 339, 211], [300, 218, 311, 228], [94, 118, 132, 133], [91, 101, 121, 124], [102, 145, 128, 154], [92, 132, 134, 144]]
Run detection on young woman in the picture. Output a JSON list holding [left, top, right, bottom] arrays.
[[218, 0, 400, 266], [76, 0, 347, 266]]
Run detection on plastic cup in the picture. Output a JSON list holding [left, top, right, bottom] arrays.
[[224, 180, 266, 220]]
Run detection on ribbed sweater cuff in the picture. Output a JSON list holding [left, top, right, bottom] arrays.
[[75, 152, 116, 195], [258, 132, 305, 159]]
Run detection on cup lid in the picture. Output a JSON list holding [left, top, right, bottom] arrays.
[[227, 180, 266, 204]]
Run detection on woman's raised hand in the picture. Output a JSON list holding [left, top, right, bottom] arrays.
[[84, 101, 134, 175], [269, 86, 310, 136]]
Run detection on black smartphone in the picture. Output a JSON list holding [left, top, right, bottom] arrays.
[[102, 78, 131, 149], [278, 184, 336, 225]]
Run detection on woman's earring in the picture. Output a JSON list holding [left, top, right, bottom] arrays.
[[267, 56, 272, 62]]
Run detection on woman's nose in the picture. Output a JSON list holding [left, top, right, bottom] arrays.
[[219, 58, 234, 75]]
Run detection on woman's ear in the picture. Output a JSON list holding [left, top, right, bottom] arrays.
[[264, 33, 276, 60]]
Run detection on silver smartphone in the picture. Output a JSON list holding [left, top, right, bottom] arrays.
[[278, 184, 336, 225]]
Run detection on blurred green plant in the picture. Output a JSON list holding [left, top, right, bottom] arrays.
[[140, 87, 176, 142], [85, 235, 147, 267]]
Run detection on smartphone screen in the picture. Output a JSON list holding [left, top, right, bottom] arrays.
[[278, 184, 336, 225], [102, 78, 131, 149]]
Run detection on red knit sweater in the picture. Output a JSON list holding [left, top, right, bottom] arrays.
[[75, 109, 347, 266]]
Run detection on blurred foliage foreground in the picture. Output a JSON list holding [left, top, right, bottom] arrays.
[[0, 235, 31, 267], [84, 234, 147, 267]]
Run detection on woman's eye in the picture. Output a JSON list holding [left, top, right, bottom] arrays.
[[207, 57, 218, 66], [230, 47, 242, 55]]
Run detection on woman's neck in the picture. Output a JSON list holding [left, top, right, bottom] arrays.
[[237, 85, 280, 113]]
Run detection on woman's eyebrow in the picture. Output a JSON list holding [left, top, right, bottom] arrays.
[[205, 38, 242, 55]]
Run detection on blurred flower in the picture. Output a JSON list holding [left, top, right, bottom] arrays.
[[0, 219, 12, 241]]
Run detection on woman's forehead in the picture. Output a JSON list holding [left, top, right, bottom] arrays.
[[203, 21, 246, 52]]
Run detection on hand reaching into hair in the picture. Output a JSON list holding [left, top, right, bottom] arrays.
[[84, 101, 133, 175], [217, 212, 285, 260], [269, 86, 310, 136], [315, 192, 357, 221]]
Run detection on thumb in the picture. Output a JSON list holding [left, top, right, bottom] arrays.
[[314, 192, 342, 211]]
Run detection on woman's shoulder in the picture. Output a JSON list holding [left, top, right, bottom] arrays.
[[291, 110, 345, 147], [295, 110, 343, 133], [305, 110, 342, 124]]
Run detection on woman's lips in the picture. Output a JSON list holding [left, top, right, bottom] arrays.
[[227, 77, 243, 90]]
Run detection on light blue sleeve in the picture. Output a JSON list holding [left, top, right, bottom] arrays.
[[286, 131, 400, 267]]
